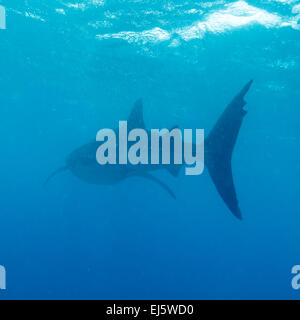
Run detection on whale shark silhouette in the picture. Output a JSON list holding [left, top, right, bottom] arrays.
[[46, 80, 253, 220]]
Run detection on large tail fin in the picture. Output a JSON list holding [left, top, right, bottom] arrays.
[[205, 81, 253, 220], [44, 166, 68, 186]]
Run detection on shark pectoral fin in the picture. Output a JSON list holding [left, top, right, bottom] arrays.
[[205, 80, 253, 219], [128, 98, 146, 130], [127, 172, 176, 199], [44, 166, 68, 186]]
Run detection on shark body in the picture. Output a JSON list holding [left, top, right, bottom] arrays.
[[46, 81, 253, 220]]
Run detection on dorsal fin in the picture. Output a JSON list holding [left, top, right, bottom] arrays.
[[128, 99, 145, 130]]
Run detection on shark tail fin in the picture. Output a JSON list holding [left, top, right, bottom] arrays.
[[205, 80, 253, 220], [44, 166, 68, 186]]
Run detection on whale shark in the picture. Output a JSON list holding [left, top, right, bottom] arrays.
[[46, 80, 253, 220]]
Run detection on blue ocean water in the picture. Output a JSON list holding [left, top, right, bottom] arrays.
[[0, 0, 300, 300]]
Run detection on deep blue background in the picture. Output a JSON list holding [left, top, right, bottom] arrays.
[[0, 0, 300, 299]]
